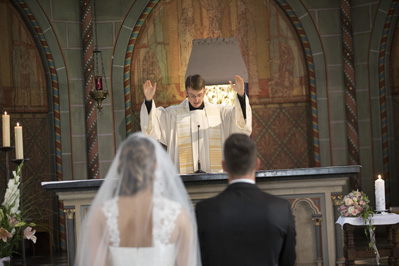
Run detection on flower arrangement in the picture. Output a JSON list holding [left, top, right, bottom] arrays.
[[339, 190, 379, 264], [0, 162, 36, 261], [340, 190, 373, 218]]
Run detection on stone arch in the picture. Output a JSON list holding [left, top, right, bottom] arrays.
[[368, 0, 399, 205], [113, 0, 331, 166]]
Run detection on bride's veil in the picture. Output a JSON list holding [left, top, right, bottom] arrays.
[[75, 132, 200, 266]]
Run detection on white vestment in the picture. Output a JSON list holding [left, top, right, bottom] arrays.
[[140, 95, 252, 173]]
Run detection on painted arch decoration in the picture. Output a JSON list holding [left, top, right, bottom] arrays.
[[123, 0, 320, 169]]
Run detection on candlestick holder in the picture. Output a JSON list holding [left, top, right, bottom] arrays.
[[11, 158, 29, 166], [374, 209, 388, 214], [0, 146, 15, 182]]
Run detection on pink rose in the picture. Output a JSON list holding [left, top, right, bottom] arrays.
[[345, 198, 353, 206], [351, 208, 359, 216]]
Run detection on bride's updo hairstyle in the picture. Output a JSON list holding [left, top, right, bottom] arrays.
[[117, 135, 156, 195]]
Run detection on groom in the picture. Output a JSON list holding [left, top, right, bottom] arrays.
[[195, 134, 296, 266]]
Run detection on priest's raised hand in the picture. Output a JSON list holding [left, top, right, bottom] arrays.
[[143, 80, 157, 101], [229, 75, 245, 96]]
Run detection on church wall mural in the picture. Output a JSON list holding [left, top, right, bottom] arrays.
[[128, 0, 314, 170], [0, 0, 56, 252], [0, 0, 47, 112]]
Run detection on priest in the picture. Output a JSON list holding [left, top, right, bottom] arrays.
[[140, 74, 252, 174]]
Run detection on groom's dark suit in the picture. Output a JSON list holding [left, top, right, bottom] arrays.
[[196, 181, 296, 266]]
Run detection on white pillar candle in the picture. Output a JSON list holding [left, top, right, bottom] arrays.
[[14, 122, 23, 159], [2, 111, 10, 147], [375, 175, 386, 211]]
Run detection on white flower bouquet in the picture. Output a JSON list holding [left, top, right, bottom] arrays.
[[0, 162, 36, 260]]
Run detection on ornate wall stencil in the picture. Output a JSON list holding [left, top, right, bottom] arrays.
[[0, 0, 47, 113], [252, 103, 314, 169], [0, 114, 53, 240]]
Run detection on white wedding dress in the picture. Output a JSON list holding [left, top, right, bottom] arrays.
[[102, 196, 182, 266]]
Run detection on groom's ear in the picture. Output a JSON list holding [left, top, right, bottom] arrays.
[[255, 158, 260, 170], [222, 161, 228, 172]]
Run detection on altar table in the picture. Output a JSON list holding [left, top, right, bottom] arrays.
[[42, 165, 360, 266], [336, 214, 399, 265]]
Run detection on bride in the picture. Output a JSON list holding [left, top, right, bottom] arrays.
[[75, 133, 201, 266]]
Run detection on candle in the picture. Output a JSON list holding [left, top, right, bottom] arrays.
[[375, 175, 386, 211], [95, 76, 103, 90], [14, 122, 23, 159], [2, 111, 10, 146]]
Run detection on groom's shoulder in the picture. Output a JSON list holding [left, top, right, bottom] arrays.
[[195, 193, 221, 212]]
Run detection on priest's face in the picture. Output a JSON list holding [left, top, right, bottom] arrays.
[[186, 87, 206, 108]]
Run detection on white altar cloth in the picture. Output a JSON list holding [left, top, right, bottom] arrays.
[[336, 213, 399, 227]]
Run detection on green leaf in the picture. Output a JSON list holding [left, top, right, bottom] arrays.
[[16, 160, 24, 177], [15, 222, 26, 227]]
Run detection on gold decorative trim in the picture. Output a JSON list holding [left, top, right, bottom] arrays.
[[331, 195, 343, 206], [63, 209, 76, 220], [312, 217, 323, 226]]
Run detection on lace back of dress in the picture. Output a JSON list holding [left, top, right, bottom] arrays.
[[103, 196, 181, 248], [103, 198, 120, 247], [153, 196, 181, 245]]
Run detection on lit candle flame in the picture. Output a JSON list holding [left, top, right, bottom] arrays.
[[17, 122, 19, 127], [378, 174, 381, 179], [4, 111, 7, 115]]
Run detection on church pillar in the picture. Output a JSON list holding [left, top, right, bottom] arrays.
[[80, 0, 100, 179], [341, 0, 360, 188], [312, 214, 323, 266], [64, 208, 76, 266], [332, 194, 345, 266]]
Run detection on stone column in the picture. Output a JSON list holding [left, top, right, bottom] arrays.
[[64, 208, 76, 266], [80, 0, 100, 180], [312, 214, 323, 266], [332, 195, 345, 266]]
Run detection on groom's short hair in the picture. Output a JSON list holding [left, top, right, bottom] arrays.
[[223, 134, 257, 177]]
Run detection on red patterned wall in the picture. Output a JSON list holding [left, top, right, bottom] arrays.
[[0, 114, 54, 239], [252, 103, 314, 169]]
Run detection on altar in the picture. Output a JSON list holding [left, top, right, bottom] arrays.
[[42, 165, 360, 266]]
